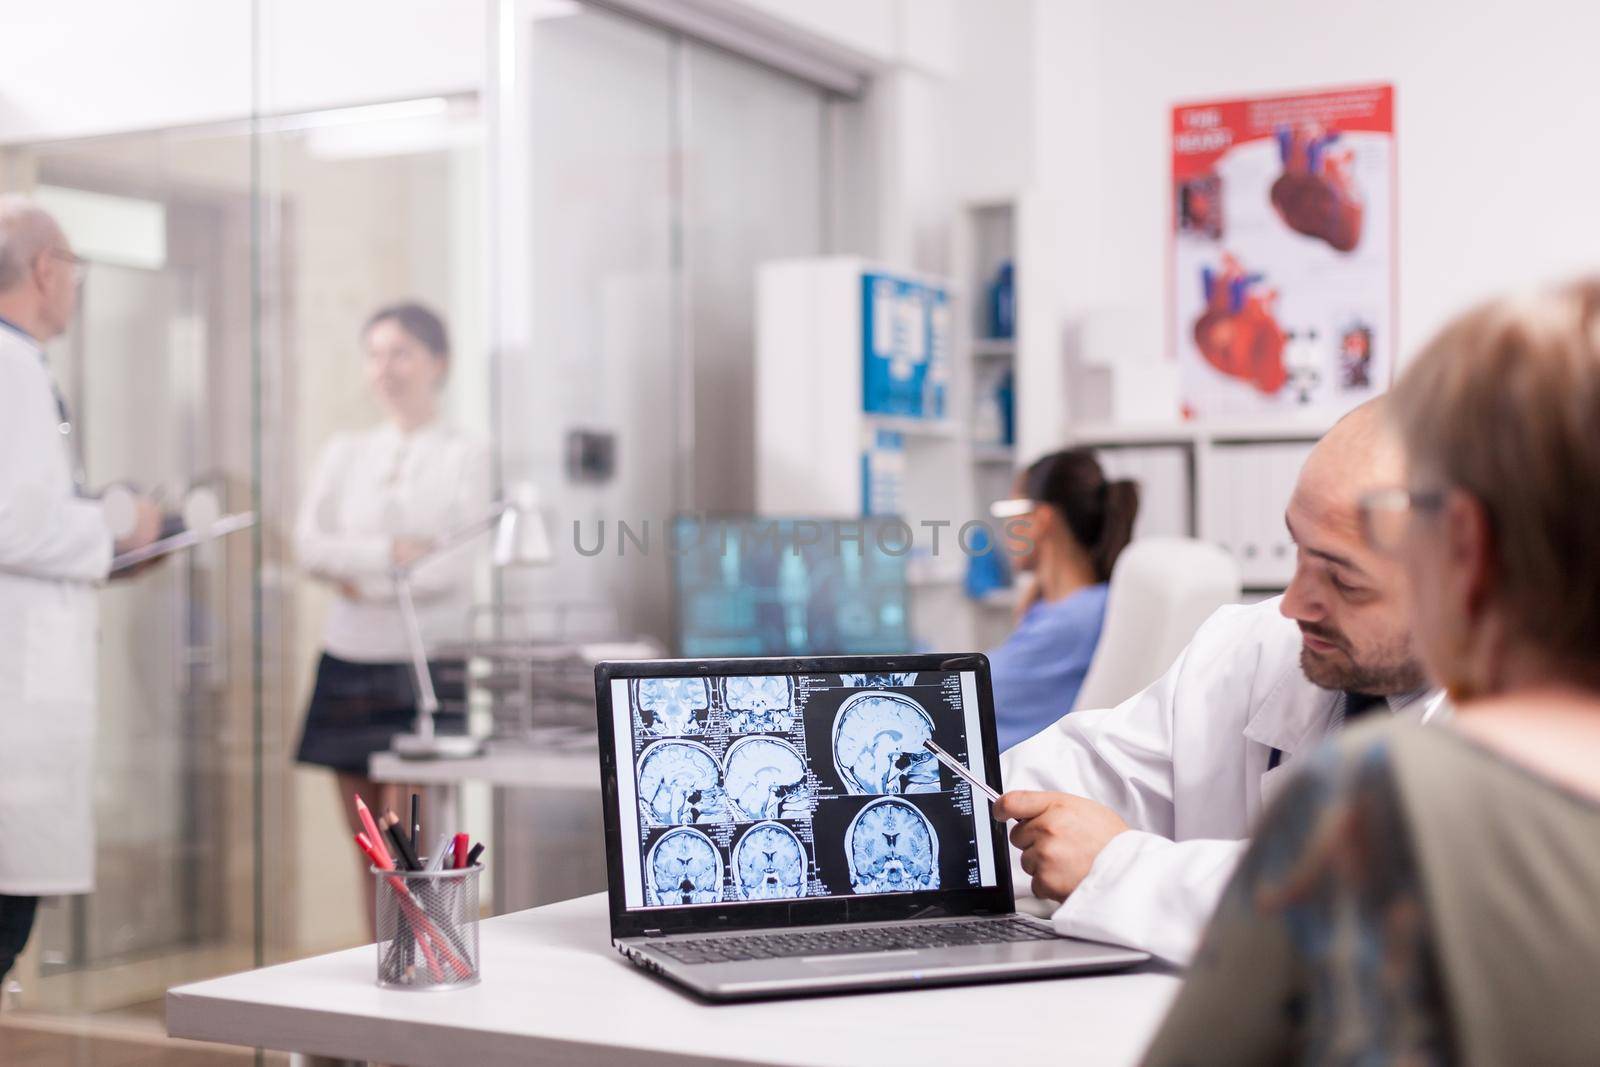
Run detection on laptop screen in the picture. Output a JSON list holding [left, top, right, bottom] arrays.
[[604, 668, 999, 912]]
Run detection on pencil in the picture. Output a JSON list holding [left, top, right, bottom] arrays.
[[355, 795, 392, 868]]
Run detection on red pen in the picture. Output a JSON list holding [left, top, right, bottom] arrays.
[[453, 832, 469, 870]]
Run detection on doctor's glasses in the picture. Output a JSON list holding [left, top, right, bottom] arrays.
[[1358, 486, 1446, 555], [48, 247, 88, 287]]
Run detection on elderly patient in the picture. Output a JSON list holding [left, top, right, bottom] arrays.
[[1144, 278, 1600, 1064]]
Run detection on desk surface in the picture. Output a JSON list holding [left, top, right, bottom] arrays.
[[168, 893, 1180, 1067], [369, 737, 599, 790]]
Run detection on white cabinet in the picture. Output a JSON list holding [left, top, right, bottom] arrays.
[[1065, 422, 1326, 592]]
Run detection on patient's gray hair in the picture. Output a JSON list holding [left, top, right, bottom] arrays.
[[0, 195, 64, 293]]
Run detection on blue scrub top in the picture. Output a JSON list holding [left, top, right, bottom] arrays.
[[987, 583, 1109, 752]]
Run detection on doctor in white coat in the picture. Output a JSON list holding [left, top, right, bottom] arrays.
[[0, 196, 160, 988], [996, 401, 1446, 965]]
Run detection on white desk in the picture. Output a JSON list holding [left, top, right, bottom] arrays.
[[369, 740, 600, 793], [169, 892, 1179, 1066]]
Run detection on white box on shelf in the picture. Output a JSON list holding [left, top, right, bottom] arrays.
[[1207, 442, 1311, 588], [1095, 445, 1193, 541]]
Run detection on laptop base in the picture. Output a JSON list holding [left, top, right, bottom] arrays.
[[617, 915, 1149, 1002]]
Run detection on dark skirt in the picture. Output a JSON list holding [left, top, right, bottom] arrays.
[[295, 653, 467, 773]]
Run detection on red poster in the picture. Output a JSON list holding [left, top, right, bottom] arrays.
[[1171, 84, 1395, 419]]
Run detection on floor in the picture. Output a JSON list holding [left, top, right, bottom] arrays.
[[0, 999, 286, 1067]]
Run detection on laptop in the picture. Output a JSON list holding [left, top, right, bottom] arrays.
[[593, 653, 1149, 1001]]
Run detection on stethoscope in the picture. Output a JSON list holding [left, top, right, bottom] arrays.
[[0, 317, 88, 493], [53, 388, 87, 493]]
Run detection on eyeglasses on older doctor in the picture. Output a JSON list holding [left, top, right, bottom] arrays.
[[47, 248, 88, 286], [1358, 486, 1446, 555]]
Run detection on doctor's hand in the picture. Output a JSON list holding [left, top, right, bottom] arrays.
[[391, 537, 434, 568], [993, 790, 1129, 902], [112, 495, 162, 555]]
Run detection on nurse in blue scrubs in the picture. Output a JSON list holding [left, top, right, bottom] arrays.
[[988, 449, 1139, 751]]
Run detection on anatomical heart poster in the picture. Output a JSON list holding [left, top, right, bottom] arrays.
[[1171, 84, 1394, 419]]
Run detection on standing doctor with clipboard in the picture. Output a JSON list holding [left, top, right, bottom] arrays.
[[0, 196, 162, 991]]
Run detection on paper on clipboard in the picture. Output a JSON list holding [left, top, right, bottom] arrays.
[[110, 512, 256, 574]]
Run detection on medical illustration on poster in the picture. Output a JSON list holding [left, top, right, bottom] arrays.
[[1171, 84, 1394, 419]]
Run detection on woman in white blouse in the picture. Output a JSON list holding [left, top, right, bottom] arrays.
[[294, 303, 488, 895]]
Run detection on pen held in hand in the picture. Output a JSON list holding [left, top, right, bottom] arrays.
[[921, 739, 1001, 805]]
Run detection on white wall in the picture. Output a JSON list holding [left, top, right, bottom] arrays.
[[922, 0, 1600, 432], [0, 0, 484, 144], [1054, 0, 1600, 398], [714, 0, 956, 75]]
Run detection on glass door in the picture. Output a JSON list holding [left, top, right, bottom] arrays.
[[504, 4, 839, 649]]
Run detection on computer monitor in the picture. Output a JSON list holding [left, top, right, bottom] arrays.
[[671, 516, 912, 658]]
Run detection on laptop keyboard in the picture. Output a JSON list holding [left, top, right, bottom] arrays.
[[653, 918, 1059, 965]]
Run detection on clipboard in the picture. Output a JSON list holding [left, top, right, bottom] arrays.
[[110, 512, 257, 574]]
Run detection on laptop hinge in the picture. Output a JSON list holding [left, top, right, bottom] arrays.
[[642, 928, 666, 938]]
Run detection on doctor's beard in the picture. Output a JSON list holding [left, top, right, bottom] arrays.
[[1297, 623, 1427, 695]]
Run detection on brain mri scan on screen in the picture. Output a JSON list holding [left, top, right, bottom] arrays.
[[838, 672, 918, 688], [731, 821, 807, 900], [647, 827, 724, 905], [723, 736, 810, 821], [634, 677, 711, 735], [832, 691, 941, 795], [637, 740, 728, 825], [721, 675, 795, 733], [611, 666, 997, 912], [846, 797, 939, 894]]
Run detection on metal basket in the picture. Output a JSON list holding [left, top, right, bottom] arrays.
[[372, 865, 483, 990]]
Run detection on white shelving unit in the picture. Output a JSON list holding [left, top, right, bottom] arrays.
[[755, 256, 962, 517], [755, 256, 984, 651], [954, 199, 1025, 640], [1062, 420, 1329, 591]]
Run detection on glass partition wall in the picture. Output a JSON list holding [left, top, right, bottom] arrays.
[[0, 2, 854, 1059]]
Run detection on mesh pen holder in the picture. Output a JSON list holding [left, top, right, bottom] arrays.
[[372, 864, 483, 990]]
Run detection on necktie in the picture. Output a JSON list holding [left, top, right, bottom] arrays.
[[1341, 690, 1386, 725], [1269, 691, 1388, 771]]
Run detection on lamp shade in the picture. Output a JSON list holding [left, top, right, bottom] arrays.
[[492, 481, 552, 567]]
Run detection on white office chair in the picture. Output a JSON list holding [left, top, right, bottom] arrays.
[[1070, 537, 1242, 713]]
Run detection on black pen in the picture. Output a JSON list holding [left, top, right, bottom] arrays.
[[410, 793, 421, 854], [383, 813, 421, 871], [465, 841, 485, 868]]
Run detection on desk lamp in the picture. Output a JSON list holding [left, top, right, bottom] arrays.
[[392, 482, 551, 759]]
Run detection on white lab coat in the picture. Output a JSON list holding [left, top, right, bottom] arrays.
[[1001, 596, 1442, 966], [0, 325, 112, 895]]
